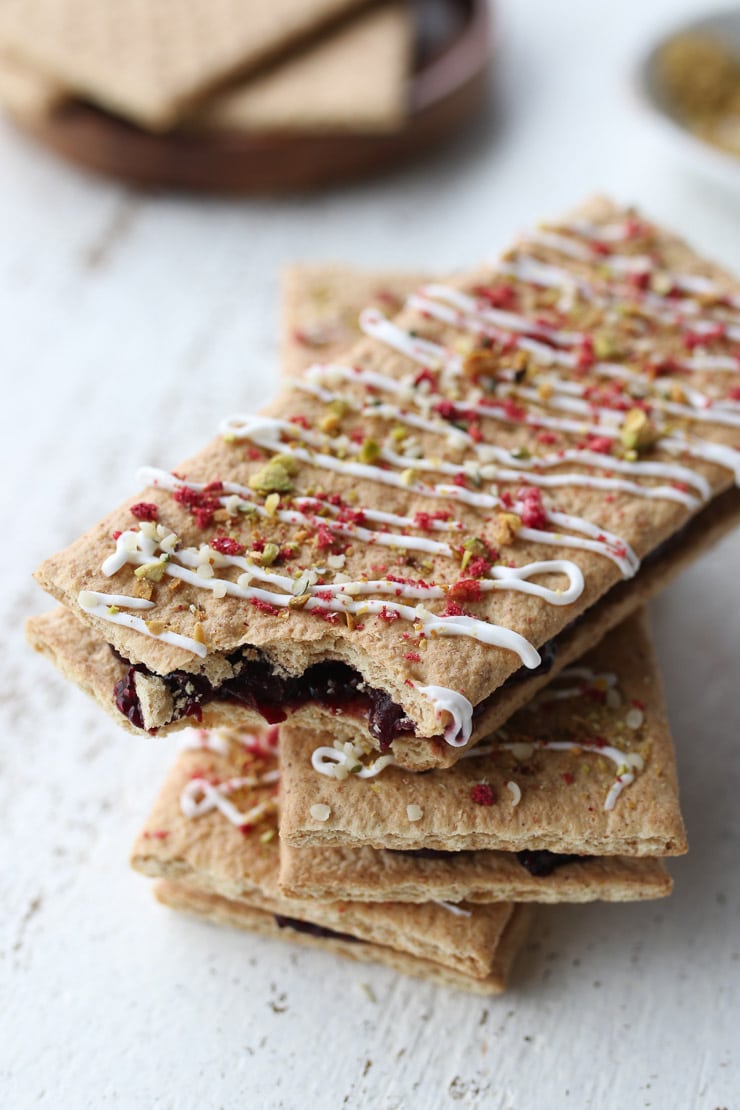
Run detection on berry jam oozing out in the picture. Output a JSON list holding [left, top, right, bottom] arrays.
[[113, 655, 416, 749], [273, 914, 361, 943], [516, 850, 585, 876], [114, 664, 145, 729]]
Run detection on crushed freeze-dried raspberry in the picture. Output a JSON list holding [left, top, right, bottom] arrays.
[[473, 282, 517, 309], [250, 598, 280, 616], [516, 486, 548, 530], [442, 598, 469, 618], [130, 502, 159, 522], [586, 435, 613, 455], [448, 578, 483, 603], [470, 783, 496, 806], [434, 399, 458, 420], [413, 368, 438, 389], [211, 536, 246, 556], [316, 523, 336, 550]]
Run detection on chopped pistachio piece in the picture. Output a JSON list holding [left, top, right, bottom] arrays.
[[249, 455, 297, 494], [358, 437, 380, 463], [134, 557, 169, 582], [264, 493, 280, 517], [620, 407, 658, 453], [260, 542, 280, 566]]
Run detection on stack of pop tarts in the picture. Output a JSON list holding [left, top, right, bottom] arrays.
[[29, 199, 740, 993]]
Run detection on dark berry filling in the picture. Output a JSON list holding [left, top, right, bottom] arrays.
[[502, 637, 558, 687], [388, 848, 464, 859], [113, 653, 416, 748], [516, 850, 585, 876], [367, 690, 415, 751], [273, 914, 361, 943], [114, 664, 145, 729], [109, 514, 696, 741]]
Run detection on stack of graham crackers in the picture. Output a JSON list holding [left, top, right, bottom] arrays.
[[0, 0, 412, 136], [28, 198, 740, 994]]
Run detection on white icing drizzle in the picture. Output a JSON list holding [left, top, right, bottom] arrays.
[[78, 589, 154, 610], [311, 740, 396, 780], [564, 219, 643, 243], [536, 666, 617, 701], [416, 684, 474, 746], [525, 229, 598, 261], [413, 283, 581, 345], [330, 310, 740, 497], [303, 361, 712, 494], [364, 293, 740, 454], [180, 768, 280, 827], [179, 728, 231, 755], [91, 213, 738, 755], [222, 413, 638, 576], [77, 588, 208, 657], [359, 306, 462, 377], [296, 374, 706, 509], [507, 377, 740, 433], [464, 737, 643, 812], [506, 780, 522, 806], [310, 663, 642, 806], [502, 252, 740, 356], [560, 221, 740, 310], [139, 463, 464, 557], [684, 354, 740, 374], [114, 493, 582, 607], [100, 526, 548, 672], [435, 901, 472, 917]]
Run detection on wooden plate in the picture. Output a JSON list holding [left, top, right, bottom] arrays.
[[15, 0, 491, 193]]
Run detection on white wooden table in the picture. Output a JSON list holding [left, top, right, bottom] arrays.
[[3, 1, 739, 1106]]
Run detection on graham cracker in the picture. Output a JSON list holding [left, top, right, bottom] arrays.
[[0, 0, 369, 130], [279, 612, 688, 856], [130, 739, 520, 982], [281, 263, 434, 378], [26, 484, 740, 755], [32, 198, 740, 767], [153, 880, 533, 995], [278, 844, 671, 904], [0, 50, 64, 120], [185, 5, 411, 134]]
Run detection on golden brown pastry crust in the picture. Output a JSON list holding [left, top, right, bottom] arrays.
[[32, 200, 740, 766]]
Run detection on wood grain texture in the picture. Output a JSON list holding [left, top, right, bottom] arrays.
[[3, 0, 740, 1104]]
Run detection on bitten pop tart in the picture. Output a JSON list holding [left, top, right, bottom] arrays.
[[30, 201, 740, 769]]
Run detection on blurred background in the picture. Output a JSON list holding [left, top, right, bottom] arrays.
[[2, 1, 740, 1107]]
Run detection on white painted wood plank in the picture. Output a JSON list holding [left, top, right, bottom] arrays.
[[2, 1, 739, 1106]]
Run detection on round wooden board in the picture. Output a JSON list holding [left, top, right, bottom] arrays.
[[14, 0, 491, 193]]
